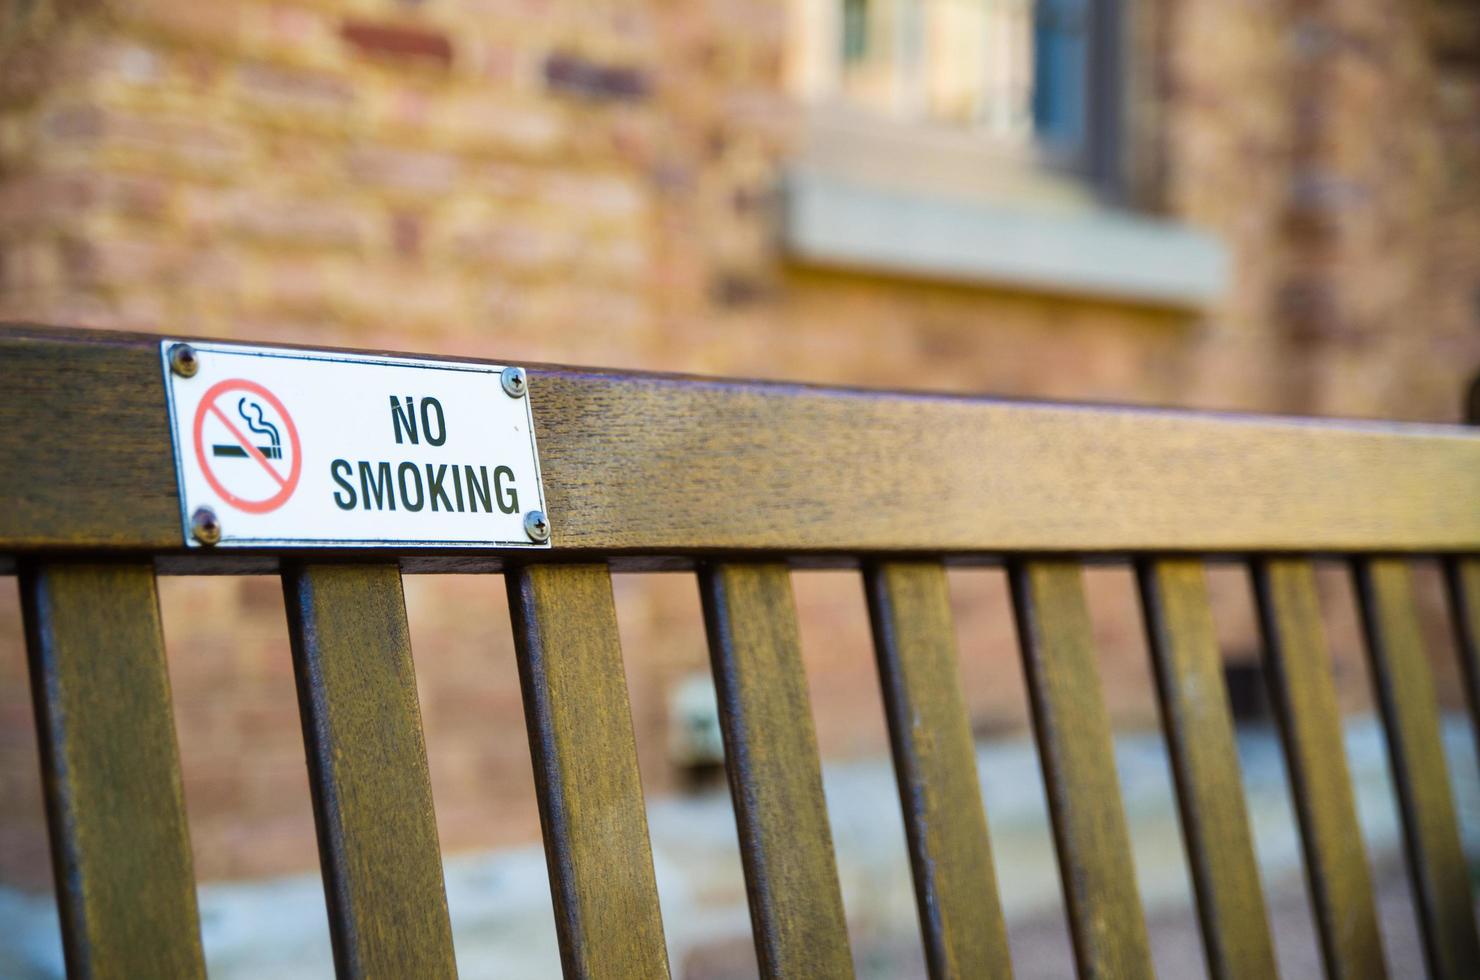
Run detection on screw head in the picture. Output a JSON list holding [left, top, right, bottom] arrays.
[[169, 343, 199, 378], [191, 506, 222, 546], [500, 366, 527, 398], [523, 509, 551, 543]]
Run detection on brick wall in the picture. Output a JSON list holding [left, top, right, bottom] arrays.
[[0, 0, 1476, 886]]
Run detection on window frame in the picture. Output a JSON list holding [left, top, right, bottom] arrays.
[[789, 0, 1129, 199]]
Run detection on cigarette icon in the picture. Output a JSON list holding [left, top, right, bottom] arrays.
[[213, 444, 283, 459], [212, 398, 284, 460]]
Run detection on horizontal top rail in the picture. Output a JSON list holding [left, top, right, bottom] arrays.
[[3, 324, 1479, 568]]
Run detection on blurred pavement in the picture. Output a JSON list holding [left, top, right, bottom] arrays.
[[1, 716, 1475, 979]]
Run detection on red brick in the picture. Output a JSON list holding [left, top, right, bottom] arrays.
[[41, 106, 105, 145], [437, 98, 566, 157], [450, 221, 578, 273], [52, 108, 249, 173], [391, 211, 422, 258], [236, 61, 357, 119], [341, 20, 454, 68], [104, 174, 175, 220], [0, 174, 93, 228], [85, 40, 167, 87], [347, 144, 459, 194], [112, 0, 246, 49], [59, 236, 188, 286], [538, 172, 646, 222], [190, 191, 367, 249]]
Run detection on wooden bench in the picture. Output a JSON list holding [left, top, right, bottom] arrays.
[[3, 322, 1479, 979]]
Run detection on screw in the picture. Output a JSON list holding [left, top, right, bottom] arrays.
[[169, 343, 199, 378], [500, 366, 527, 398], [523, 510, 551, 543], [191, 507, 222, 546]]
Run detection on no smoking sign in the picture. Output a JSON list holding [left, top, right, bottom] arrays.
[[162, 341, 549, 549], [192, 379, 302, 514]]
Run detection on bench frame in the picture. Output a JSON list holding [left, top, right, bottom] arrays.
[[4, 323, 1480, 979]]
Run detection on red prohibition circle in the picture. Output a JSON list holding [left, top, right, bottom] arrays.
[[193, 378, 303, 514]]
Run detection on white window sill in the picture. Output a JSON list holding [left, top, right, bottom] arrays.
[[782, 168, 1230, 310]]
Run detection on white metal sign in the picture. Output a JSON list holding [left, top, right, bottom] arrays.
[[160, 341, 550, 549]]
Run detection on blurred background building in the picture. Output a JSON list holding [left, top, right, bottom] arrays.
[[0, 0, 1478, 975]]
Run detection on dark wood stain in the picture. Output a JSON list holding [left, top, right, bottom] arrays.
[[20, 562, 206, 978], [699, 563, 855, 979], [864, 561, 1013, 978], [1353, 558, 1480, 979], [507, 563, 671, 979], [1137, 558, 1277, 979], [282, 563, 457, 978], [1253, 559, 1385, 980], [1, 328, 181, 551], [1008, 559, 1154, 978]]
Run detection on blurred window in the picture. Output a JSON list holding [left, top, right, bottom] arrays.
[[789, 0, 1116, 178]]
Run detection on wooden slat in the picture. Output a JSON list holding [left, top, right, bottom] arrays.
[[1137, 559, 1277, 979], [863, 562, 1013, 979], [19, 562, 205, 978], [1008, 559, 1153, 977], [1354, 559, 1480, 980], [1252, 558, 1385, 980], [1445, 557, 1480, 763], [506, 564, 671, 979], [282, 563, 457, 978], [698, 563, 854, 978], [534, 373, 1478, 554], [5, 325, 1480, 557]]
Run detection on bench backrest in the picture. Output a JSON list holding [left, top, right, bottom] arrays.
[[3, 323, 1479, 979]]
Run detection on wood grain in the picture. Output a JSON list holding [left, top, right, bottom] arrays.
[[1136, 559, 1277, 979], [20, 562, 205, 978], [1008, 560, 1154, 978], [1252, 559, 1385, 980], [863, 562, 1013, 979], [507, 564, 671, 979], [282, 563, 457, 978], [1445, 558, 1480, 768], [5, 325, 1480, 557], [1353, 559, 1480, 980], [699, 563, 854, 979], [0, 327, 180, 550]]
